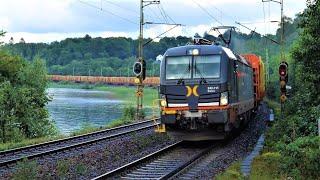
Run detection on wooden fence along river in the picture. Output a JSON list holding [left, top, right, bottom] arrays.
[[48, 75, 160, 87]]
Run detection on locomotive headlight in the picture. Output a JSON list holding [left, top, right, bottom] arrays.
[[160, 99, 167, 107], [188, 49, 199, 56], [220, 92, 228, 106], [192, 49, 199, 55]]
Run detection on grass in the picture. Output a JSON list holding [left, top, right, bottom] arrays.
[[12, 158, 38, 180], [215, 153, 283, 180], [215, 161, 244, 180], [265, 98, 281, 116], [0, 135, 66, 152], [250, 152, 283, 180]]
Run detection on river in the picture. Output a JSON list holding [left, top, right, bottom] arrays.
[[47, 88, 124, 134]]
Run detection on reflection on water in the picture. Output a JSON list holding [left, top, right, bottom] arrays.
[[47, 88, 124, 134]]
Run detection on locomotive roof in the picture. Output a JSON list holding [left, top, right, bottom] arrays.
[[164, 44, 249, 66]]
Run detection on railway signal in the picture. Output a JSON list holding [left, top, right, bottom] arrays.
[[133, 61, 142, 76], [279, 61, 288, 103]]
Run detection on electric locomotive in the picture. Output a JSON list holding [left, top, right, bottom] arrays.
[[158, 39, 264, 140]]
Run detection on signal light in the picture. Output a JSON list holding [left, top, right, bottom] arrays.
[[280, 94, 287, 103], [279, 61, 288, 103], [279, 61, 288, 83], [133, 62, 143, 76], [133, 61, 146, 80]]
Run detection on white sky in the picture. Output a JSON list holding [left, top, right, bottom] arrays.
[[0, 0, 307, 43]]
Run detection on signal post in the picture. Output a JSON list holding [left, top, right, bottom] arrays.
[[134, 0, 160, 120], [279, 61, 288, 118]]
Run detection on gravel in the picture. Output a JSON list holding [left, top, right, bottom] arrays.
[[175, 102, 269, 179], [0, 128, 177, 179]]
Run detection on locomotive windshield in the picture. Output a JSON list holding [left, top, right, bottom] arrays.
[[194, 55, 220, 79], [165, 55, 220, 80], [166, 56, 192, 80]]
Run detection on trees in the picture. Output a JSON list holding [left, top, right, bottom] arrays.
[[0, 51, 56, 143], [265, 1, 320, 178], [2, 18, 299, 80]]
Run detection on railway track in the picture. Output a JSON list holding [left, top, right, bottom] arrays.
[[93, 141, 215, 180], [0, 119, 159, 167]]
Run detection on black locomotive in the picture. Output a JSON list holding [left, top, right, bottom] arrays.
[[158, 40, 263, 140]]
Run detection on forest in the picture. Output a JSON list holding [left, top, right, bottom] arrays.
[[3, 16, 298, 80]]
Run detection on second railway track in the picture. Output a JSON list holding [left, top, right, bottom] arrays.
[[94, 141, 216, 180], [0, 119, 159, 167]]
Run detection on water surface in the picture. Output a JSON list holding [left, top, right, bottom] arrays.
[[47, 88, 124, 134]]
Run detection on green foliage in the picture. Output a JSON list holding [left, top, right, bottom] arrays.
[[250, 152, 282, 179], [279, 136, 320, 179], [70, 122, 99, 136], [75, 163, 87, 176], [0, 51, 57, 143], [12, 158, 38, 180], [106, 106, 135, 128], [216, 161, 244, 180], [265, 1, 320, 179], [2, 20, 299, 79], [57, 159, 70, 179]]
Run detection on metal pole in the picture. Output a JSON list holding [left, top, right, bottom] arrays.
[[262, 0, 286, 117], [136, 0, 144, 120], [280, 0, 286, 117], [280, 0, 285, 60]]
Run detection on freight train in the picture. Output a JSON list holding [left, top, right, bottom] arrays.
[[158, 39, 265, 140], [48, 75, 159, 87]]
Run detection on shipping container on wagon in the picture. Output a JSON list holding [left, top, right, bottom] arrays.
[[241, 54, 266, 105]]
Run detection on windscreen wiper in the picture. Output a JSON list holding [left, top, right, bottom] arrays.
[[177, 61, 191, 85], [194, 63, 207, 84]]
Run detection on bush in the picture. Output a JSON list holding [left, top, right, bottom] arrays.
[[0, 52, 57, 143], [280, 136, 320, 179], [266, 105, 319, 150]]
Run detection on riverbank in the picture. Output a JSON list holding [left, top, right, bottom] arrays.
[[48, 81, 158, 107], [0, 82, 159, 151]]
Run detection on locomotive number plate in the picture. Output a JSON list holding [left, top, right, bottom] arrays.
[[207, 86, 219, 93]]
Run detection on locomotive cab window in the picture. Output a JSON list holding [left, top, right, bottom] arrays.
[[165, 56, 191, 80], [194, 55, 220, 79]]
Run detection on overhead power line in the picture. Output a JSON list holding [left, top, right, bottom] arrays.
[[191, 0, 224, 26], [159, 4, 176, 24], [78, 0, 138, 25], [143, 24, 182, 46], [235, 21, 279, 45], [103, 0, 139, 14]]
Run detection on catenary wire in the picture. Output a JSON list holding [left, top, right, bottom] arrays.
[[78, 0, 138, 25]]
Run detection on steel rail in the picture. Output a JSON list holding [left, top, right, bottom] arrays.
[[0, 119, 159, 167], [93, 141, 214, 180]]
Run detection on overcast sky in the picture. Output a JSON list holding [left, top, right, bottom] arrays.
[[0, 0, 306, 43]]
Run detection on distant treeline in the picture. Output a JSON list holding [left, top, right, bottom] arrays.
[[3, 16, 299, 80]]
